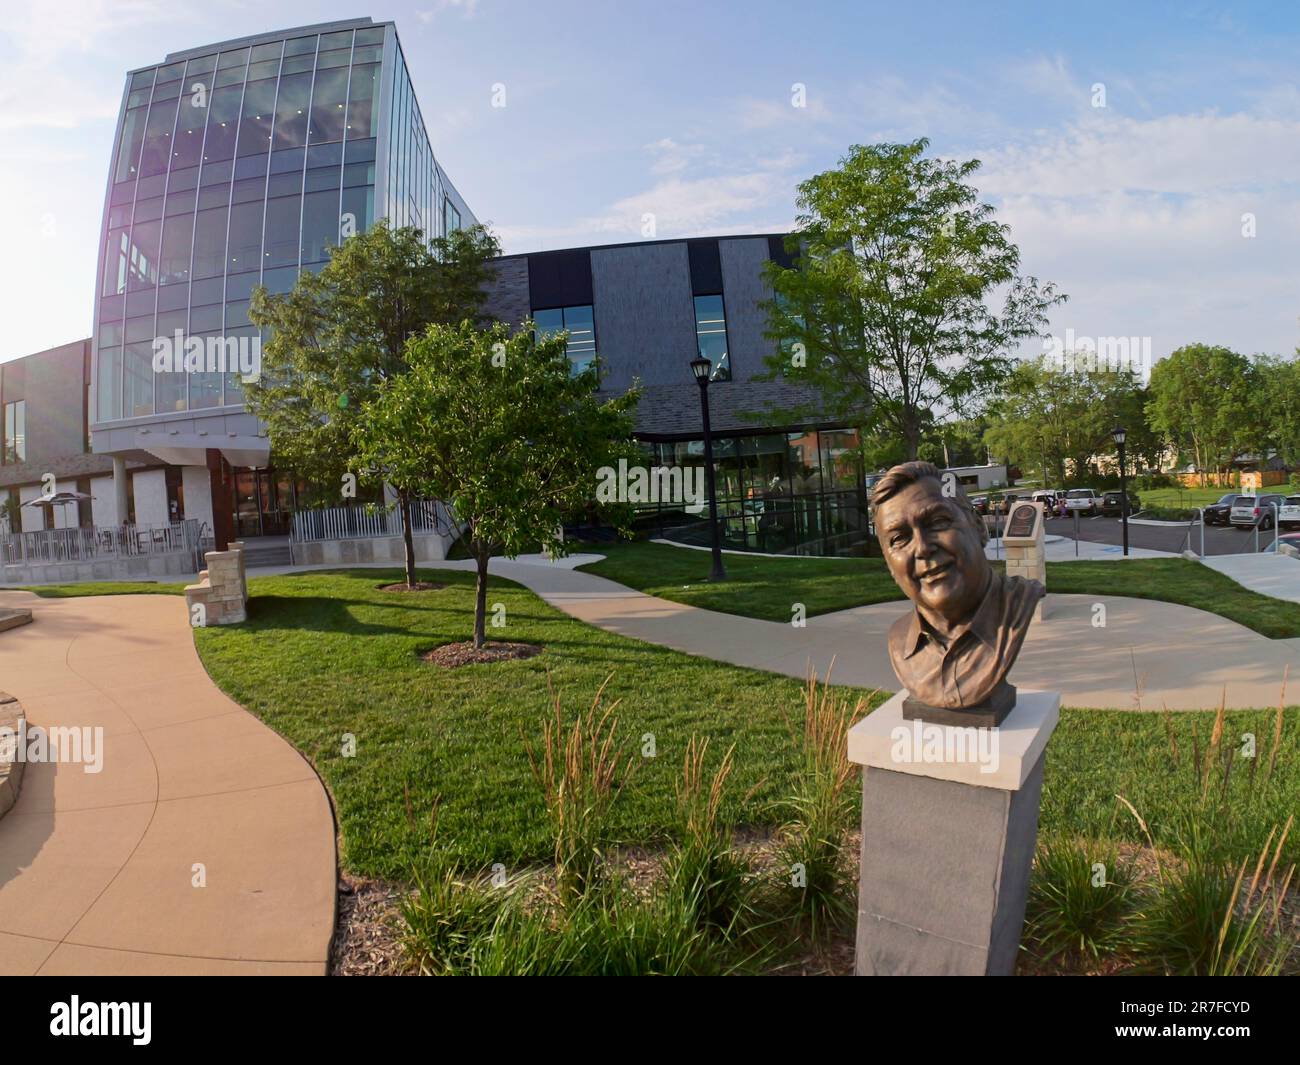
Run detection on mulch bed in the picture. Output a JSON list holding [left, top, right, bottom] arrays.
[[330, 874, 412, 976], [421, 641, 543, 668], [378, 581, 444, 592]]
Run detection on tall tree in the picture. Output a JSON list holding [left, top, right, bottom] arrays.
[[246, 221, 500, 587], [1146, 344, 1254, 485], [760, 139, 1064, 458], [357, 321, 640, 648], [983, 357, 1154, 486]]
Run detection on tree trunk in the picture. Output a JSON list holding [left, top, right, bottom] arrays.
[[399, 488, 417, 589], [473, 545, 490, 649]]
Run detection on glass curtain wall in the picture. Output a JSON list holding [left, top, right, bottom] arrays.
[[95, 24, 386, 422], [634, 428, 870, 557]]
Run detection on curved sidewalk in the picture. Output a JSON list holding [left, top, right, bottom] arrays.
[[0, 591, 336, 975], [422, 557, 1300, 711]]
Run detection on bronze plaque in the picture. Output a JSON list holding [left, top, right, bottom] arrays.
[[1007, 503, 1036, 538]]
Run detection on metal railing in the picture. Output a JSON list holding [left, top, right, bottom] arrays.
[[290, 500, 447, 543], [0, 519, 205, 572]]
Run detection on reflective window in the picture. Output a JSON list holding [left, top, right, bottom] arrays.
[[273, 71, 312, 148], [115, 106, 148, 181], [102, 228, 130, 296], [236, 78, 277, 156], [340, 185, 373, 240], [138, 93, 181, 177], [126, 219, 162, 290], [533, 305, 597, 376], [346, 64, 379, 138], [3, 401, 26, 464], [202, 85, 242, 162], [226, 200, 264, 273], [158, 212, 193, 284], [693, 294, 731, 381], [444, 197, 460, 234], [97, 347, 122, 421], [191, 206, 228, 278], [263, 195, 301, 267], [309, 66, 349, 143], [301, 189, 338, 263], [124, 343, 155, 417]]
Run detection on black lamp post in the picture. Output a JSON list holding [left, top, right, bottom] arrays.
[[691, 355, 726, 581], [1112, 424, 1129, 557]]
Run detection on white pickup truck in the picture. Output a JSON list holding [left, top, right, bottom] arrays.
[[1063, 488, 1102, 516]]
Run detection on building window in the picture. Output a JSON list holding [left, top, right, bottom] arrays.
[[3, 400, 26, 464], [443, 196, 461, 234], [534, 305, 597, 376], [693, 294, 731, 381]]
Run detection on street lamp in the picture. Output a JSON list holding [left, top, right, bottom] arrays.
[[691, 355, 726, 581], [1111, 424, 1129, 557]]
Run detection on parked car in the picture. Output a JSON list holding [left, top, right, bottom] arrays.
[[1030, 489, 1061, 509], [1229, 493, 1286, 529], [1279, 495, 1300, 529], [1063, 488, 1102, 516], [1202, 493, 1238, 526], [969, 495, 990, 515], [1100, 490, 1141, 517]]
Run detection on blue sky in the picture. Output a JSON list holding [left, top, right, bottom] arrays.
[[3, 0, 1299, 365]]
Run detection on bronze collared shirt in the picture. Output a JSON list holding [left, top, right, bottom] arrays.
[[887, 572, 1044, 709]]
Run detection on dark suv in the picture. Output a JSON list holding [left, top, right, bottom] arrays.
[[1202, 493, 1238, 525], [1100, 491, 1140, 517]]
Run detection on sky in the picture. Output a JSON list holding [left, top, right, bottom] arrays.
[[2, 0, 1299, 367]]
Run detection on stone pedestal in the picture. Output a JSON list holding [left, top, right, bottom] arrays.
[[1002, 501, 1048, 621], [847, 689, 1060, 976]]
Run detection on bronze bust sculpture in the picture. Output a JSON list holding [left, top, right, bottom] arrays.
[[871, 461, 1044, 726]]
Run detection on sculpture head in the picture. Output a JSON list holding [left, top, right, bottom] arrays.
[[871, 461, 991, 625]]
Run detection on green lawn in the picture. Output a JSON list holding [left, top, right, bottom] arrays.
[[191, 567, 885, 879], [578, 540, 1300, 638], [1141, 486, 1244, 509], [26, 566, 1299, 875]]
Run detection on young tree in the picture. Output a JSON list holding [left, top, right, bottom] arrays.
[[246, 221, 500, 587], [1146, 344, 1254, 485], [357, 321, 640, 648], [760, 139, 1064, 459]]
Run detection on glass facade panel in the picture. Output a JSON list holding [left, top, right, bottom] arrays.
[[226, 200, 263, 272], [3, 401, 26, 464], [95, 22, 478, 424], [309, 66, 349, 143], [693, 294, 731, 381], [534, 305, 596, 375]]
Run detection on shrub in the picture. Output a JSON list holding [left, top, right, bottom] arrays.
[[773, 666, 870, 938], [1023, 835, 1138, 968]]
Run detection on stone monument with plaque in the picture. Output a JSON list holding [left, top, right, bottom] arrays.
[[1002, 500, 1047, 622], [849, 461, 1059, 975]]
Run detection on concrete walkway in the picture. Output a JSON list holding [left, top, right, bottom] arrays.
[[0, 591, 336, 975], [408, 557, 1299, 711], [1201, 551, 1300, 604]]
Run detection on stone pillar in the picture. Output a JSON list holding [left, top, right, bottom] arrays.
[[112, 455, 130, 526], [847, 689, 1060, 976], [1003, 501, 1047, 621], [206, 449, 234, 551]]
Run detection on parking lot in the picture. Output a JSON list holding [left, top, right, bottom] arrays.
[[1034, 513, 1282, 557]]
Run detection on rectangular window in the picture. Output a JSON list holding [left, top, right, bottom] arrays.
[[3, 400, 26, 464], [693, 294, 731, 381], [533, 305, 597, 376], [443, 196, 461, 235]]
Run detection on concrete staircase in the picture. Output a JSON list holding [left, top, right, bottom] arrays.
[[238, 537, 293, 568]]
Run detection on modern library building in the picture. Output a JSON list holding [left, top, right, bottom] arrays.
[[3, 16, 868, 572]]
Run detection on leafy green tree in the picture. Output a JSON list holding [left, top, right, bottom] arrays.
[[1250, 354, 1300, 470], [760, 138, 1064, 458], [246, 220, 500, 587], [1146, 344, 1254, 485], [357, 321, 640, 648], [983, 357, 1154, 486]]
